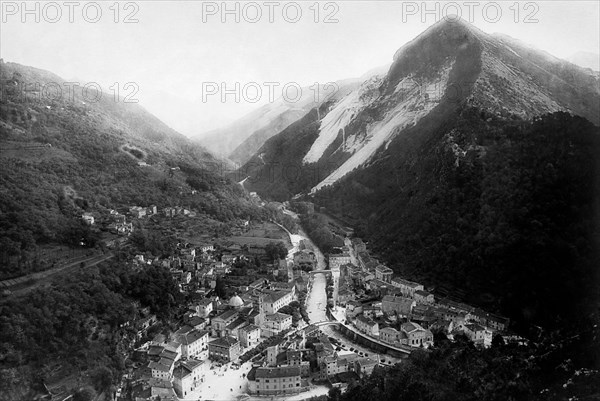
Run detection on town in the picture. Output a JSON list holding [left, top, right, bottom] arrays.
[[69, 198, 521, 401]]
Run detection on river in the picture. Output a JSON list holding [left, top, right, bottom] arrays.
[[280, 208, 402, 365]]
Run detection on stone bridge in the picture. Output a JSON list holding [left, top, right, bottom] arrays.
[[308, 270, 331, 275], [312, 321, 342, 328]]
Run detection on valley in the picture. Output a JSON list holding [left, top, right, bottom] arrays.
[[1, 11, 599, 401]]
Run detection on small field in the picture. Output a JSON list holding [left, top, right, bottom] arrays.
[[0, 140, 77, 163], [224, 222, 291, 248]]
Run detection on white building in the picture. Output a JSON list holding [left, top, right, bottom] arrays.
[[175, 329, 209, 358], [263, 313, 293, 337], [149, 359, 174, 381], [81, 213, 94, 225], [262, 291, 294, 314], [239, 324, 261, 348], [390, 277, 424, 298], [172, 360, 203, 398], [329, 254, 351, 271]]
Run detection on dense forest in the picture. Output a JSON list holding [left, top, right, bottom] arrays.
[[315, 111, 600, 331], [299, 213, 345, 254], [329, 330, 600, 401], [0, 261, 182, 401]]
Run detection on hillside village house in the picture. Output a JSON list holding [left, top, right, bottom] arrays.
[[130, 206, 147, 218], [382, 295, 416, 316], [390, 277, 424, 297], [323, 353, 358, 378], [163, 207, 176, 217], [286, 350, 310, 377], [208, 336, 241, 362], [263, 312, 293, 336], [345, 300, 363, 318], [375, 265, 394, 283], [222, 254, 236, 264], [265, 344, 281, 367], [179, 247, 196, 259], [356, 357, 377, 378], [409, 304, 438, 328], [485, 314, 510, 332], [329, 253, 352, 271], [250, 278, 266, 289], [188, 316, 208, 331], [248, 366, 304, 396], [401, 322, 434, 347], [293, 250, 316, 267], [467, 309, 510, 332], [432, 306, 468, 326], [239, 324, 261, 348], [137, 314, 158, 338], [337, 288, 354, 306], [211, 310, 239, 337], [164, 342, 182, 360], [174, 328, 209, 358], [414, 289, 435, 304], [357, 271, 375, 287], [81, 212, 94, 225], [262, 290, 294, 314], [172, 360, 203, 398], [380, 327, 406, 347], [149, 359, 175, 381], [129, 377, 176, 400], [224, 316, 248, 339], [194, 298, 214, 318], [354, 315, 379, 337], [269, 281, 297, 295], [361, 303, 383, 319], [200, 244, 215, 253], [460, 323, 493, 347]]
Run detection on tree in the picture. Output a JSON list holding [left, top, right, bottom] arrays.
[[73, 386, 96, 401], [265, 241, 288, 263], [215, 276, 226, 298], [328, 386, 341, 401], [492, 334, 505, 348], [91, 366, 113, 393]]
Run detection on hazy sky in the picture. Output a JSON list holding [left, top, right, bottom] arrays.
[[2, 1, 599, 137]]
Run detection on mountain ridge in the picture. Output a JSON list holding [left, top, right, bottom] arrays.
[[239, 18, 598, 199]]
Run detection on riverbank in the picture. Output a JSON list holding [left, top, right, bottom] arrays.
[[278, 206, 404, 365]]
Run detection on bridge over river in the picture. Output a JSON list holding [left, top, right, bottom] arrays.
[[279, 205, 411, 361]]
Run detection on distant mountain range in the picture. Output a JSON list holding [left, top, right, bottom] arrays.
[[239, 19, 599, 199], [236, 18, 600, 329], [196, 65, 390, 165]]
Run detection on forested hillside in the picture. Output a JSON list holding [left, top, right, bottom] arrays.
[[0, 261, 182, 401], [329, 331, 600, 401], [240, 106, 324, 200], [0, 61, 264, 277], [314, 111, 600, 330]]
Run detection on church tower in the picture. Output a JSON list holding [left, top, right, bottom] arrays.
[[256, 293, 265, 327]]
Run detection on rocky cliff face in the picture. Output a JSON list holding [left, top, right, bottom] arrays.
[[240, 19, 598, 199]]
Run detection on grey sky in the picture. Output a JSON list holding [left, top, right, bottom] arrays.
[[1, 1, 598, 137]]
